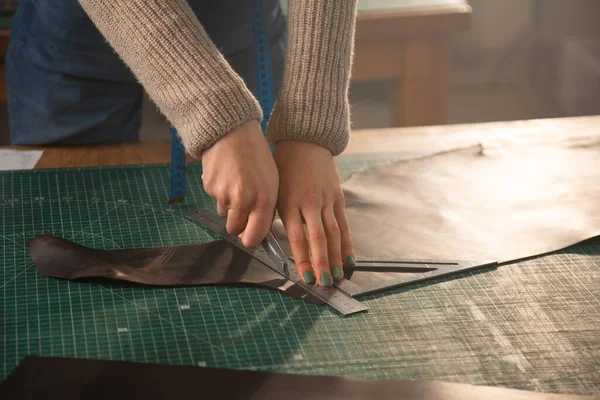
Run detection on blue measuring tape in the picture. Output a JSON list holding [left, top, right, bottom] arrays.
[[168, 126, 187, 204], [168, 0, 275, 203], [251, 0, 277, 139]]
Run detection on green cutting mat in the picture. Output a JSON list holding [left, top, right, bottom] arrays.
[[1, 154, 599, 395]]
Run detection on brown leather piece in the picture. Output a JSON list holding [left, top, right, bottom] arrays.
[[345, 143, 600, 262], [274, 143, 600, 275], [2, 356, 597, 400], [27, 235, 323, 304]]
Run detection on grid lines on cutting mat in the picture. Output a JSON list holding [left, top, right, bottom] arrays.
[[1, 154, 599, 395]]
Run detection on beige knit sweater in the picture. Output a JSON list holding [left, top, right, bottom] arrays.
[[77, 0, 357, 157]]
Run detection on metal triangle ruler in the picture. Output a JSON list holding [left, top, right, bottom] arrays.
[[187, 210, 369, 316], [336, 259, 498, 297]]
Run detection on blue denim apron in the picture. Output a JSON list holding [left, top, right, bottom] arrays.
[[5, 0, 286, 145]]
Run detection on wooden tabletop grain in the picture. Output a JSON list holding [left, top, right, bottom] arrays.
[[2, 116, 599, 169]]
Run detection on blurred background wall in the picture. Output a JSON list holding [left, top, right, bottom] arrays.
[[350, 0, 600, 129]]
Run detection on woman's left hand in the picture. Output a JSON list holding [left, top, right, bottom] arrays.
[[274, 140, 355, 286]]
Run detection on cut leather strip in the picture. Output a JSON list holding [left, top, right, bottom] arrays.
[[27, 235, 323, 305]]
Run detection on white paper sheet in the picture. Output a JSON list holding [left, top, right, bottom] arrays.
[[0, 149, 44, 171]]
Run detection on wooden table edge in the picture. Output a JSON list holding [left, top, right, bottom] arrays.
[[356, 4, 472, 38], [2, 116, 599, 170], [358, 4, 472, 20]]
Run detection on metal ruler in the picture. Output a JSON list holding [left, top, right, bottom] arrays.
[[336, 259, 498, 297], [168, 0, 275, 203], [187, 210, 369, 316]]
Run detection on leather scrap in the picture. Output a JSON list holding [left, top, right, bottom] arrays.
[[1, 356, 597, 400]]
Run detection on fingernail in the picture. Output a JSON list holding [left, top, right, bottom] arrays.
[[346, 256, 356, 265], [303, 271, 315, 284], [320, 273, 333, 286], [331, 266, 342, 279]]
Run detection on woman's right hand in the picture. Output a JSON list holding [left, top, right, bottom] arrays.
[[200, 120, 279, 248]]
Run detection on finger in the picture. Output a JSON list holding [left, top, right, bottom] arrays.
[[334, 201, 356, 266], [241, 205, 274, 248], [217, 201, 228, 217], [322, 207, 343, 280], [226, 206, 249, 236], [303, 207, 333, 286], [281, 211, 314, 284]]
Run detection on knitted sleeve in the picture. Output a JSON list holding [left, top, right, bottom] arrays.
[[77, 0, 357, 157], [77, 0, 262, 158], [266, 0, 358, 156]]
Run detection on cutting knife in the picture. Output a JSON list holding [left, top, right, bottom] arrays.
[[187, 209, 288, 277], [264, 229, 289, 277]]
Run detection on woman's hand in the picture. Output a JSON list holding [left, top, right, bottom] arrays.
[[274, 140, 355, 286], [201, 120, 279, 248]]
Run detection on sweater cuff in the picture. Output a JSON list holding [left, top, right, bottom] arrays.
[[175, 82, 263, 159], [266, 0, 357, 156], [267, 95, 350, 156]]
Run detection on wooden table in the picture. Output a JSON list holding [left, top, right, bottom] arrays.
[[3, 116, 598, 169], [354, 0, 471, 127]]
